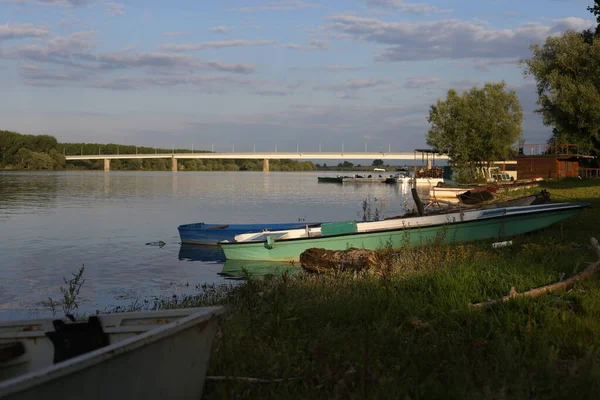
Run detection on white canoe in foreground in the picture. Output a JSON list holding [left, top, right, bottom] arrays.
[[0, 307, 225, 400]]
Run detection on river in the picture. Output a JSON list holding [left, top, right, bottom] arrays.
[[0, 170, 423, 320]]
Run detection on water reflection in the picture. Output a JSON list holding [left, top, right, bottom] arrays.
[[178, 244, 225, 262], [220, 259, 300, 280], [1, 170, 417, 319], [177, 244, 300, 279], [0, 172, 59, 217]]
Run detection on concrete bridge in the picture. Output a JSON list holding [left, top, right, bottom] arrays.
[[65, 151, 449, 172]]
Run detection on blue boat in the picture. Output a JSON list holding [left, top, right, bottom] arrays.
[[177, 222, 324, 245]]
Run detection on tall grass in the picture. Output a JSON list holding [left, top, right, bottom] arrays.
[[162, 178, 600, 399]]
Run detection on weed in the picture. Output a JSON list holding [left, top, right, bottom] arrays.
[[40, 264, 86, 317]]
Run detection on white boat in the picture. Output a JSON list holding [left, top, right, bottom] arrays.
[[0, 307, 225, 400], [429, 186, 470, 200], [230, 202, 584, 244], [386, 173, 444, 186]]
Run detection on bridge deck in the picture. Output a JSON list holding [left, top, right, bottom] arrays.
[[65, 152, 450, 161]]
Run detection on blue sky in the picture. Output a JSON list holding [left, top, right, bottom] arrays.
[[0, 0, 595, 152]]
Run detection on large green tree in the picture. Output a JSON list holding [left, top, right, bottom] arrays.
[[426, 82, 523, 181], [589, 0, 600, 36], [521, 3, 600, 157], [523, 31, 600, 155]]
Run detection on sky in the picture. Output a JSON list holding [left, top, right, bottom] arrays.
[[0, 0, 596, 153]]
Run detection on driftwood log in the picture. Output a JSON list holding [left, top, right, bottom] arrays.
[[471, 237, 600, 309], [300, 248, 379, 273]]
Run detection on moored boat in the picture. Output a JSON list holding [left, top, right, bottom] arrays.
[[0, 307, 225, 400], [178, 221, 324, 245], [385, 173, 444, 186], [485, 190, 551, 208], [220, 203, 587, 261], [457, 187, 496, 205], [317, 176, 345, 183]]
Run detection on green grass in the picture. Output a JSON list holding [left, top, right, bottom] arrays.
[[166, 178, 600, 399]]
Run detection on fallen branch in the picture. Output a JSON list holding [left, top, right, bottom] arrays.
[[300, 248, 378, 274], [471, 237, 600, 309], [206, 376, 299, 383]]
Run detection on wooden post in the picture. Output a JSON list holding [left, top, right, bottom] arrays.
[[411, 187, 424, 216]]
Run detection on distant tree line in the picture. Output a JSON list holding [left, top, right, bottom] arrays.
[[0, 130, 316, 171], [315, 159, 403, 171], [0, 130, 66, 170]]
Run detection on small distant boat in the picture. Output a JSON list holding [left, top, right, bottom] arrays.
[[178, 221, 324, 245], [318, 174, 389, 184], [457, 187, 497, 205], [220, 203, 587, 261], [317, 176, 345, 183], [0, 307, 225, 400], [386, 173, 444, 186], [429, 186, 472, 199]]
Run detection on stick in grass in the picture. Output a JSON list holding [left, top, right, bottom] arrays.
[[471, 237, 600, 309], [206, 376, 299, 383]]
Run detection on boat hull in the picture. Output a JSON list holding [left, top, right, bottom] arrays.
[[0, 307, 224, 400], [221, 205, 583, 261], [178, 222, 323, 245]]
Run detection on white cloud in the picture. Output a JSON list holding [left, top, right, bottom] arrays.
[[285, 39, 330, 50], [363, 0, 451, 15], [105, 2, 125, 16], [210, 25, 232, 33], [231, 0, 319, 12], [2, 31, 259, 90], [160, 40, 277, 52], [37, 0, 92, 7], [163, 31, 185, 37], [323, 65, 361, 70], [317, 78, 391, 91], [405, 76, 439, 88], [21, 64, 41, 71], [328, 15, 595, 62], [0, 23, 49, 41], [87, 75, 254, 91], [472, 58, 519, 72], [253, 89, 288, 96]]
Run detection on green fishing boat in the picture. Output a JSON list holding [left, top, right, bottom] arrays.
[[220, 203, 587, 261]]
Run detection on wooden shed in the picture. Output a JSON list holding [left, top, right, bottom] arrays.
[[516, 144, 591, 180]]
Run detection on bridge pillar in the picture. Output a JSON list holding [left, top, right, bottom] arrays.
[[171, 156, 178, 172], [104, 159, 110, 172], [426, 159, 432, 170], [263, 159, 270, 172]]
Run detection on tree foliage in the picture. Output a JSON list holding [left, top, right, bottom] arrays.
[[588, 0, 600, 36], [521, 4, 600, 157], [426, 82, 523, 181], [0, 130, 316, 171], [372, 159, 384, 167], [337, 161, 354, 168]]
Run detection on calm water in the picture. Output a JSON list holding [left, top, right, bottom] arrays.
[[0, 171, 422, 320]]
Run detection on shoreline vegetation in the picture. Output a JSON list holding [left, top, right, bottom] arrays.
[[0, 130, 405, 172], [41, 178, 600, 398], [178, 179, 600, 398]]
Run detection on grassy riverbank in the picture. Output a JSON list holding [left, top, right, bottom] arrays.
[[173, 179, 600, 398]]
